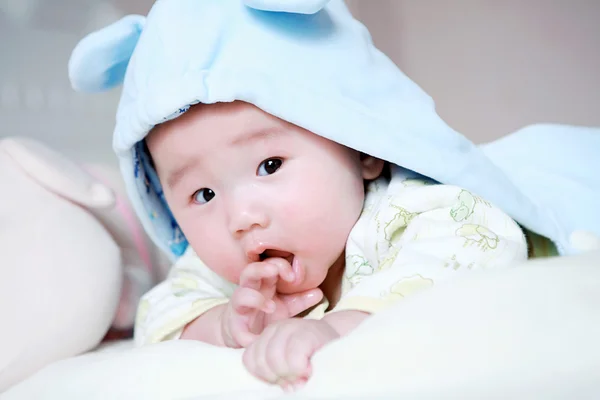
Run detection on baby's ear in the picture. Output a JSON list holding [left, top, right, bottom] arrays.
[[68, 14, 146, 93], [360, 154, 385, 180], [243, 0, 330, 14]]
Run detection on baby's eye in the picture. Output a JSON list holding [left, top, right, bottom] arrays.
[[192, 188, 215, 204], [257, 158, 283, 176]]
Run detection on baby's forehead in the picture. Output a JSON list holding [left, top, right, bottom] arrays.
[[146, 102, 296, 162], [150, 102, 294, 147]]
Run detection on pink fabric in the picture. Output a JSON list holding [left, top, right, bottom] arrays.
[[113, 191, 153, 274], [85, 168, 153, 275], [83, 166, 155, 330]]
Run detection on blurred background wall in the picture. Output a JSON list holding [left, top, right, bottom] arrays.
[[0, 0, 152, 166], [1, 0, 599, 166], [346, 0, 600, 142]]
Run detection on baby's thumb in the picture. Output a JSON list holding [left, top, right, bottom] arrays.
[[234, 330, 258, 348], [280, 288, 324, 317]]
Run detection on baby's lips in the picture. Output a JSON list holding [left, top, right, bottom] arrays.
[[291, 257, 305, 286]]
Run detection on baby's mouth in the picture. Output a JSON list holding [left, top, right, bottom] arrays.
[[259, 249, 294, 265], [258, 249, 304, 288]]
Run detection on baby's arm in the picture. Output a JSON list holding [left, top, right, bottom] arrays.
[[179, 303, 228, 345], [134, 248, 233, 347]]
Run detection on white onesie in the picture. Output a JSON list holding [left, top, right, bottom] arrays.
[[134, 166, 528, 346]]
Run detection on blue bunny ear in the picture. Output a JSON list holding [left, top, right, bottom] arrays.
[[68, 15, 146, 93], [243, 0, 330, 14]]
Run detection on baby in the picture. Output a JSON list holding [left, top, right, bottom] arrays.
[[67, 0, 568, 393], [136, 100, 527, 389]]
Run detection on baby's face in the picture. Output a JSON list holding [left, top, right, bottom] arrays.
[[147, 102, 382, 294]]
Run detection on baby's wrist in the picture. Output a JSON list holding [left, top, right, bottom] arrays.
[[220, 302, 242, 348], [181, 303, 230, 347]]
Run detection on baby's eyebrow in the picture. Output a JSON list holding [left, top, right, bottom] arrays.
[[166, 158, 200, 190], [229, 126, 283, 147]]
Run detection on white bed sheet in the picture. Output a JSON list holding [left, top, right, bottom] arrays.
[[3, 250, 600, 400]]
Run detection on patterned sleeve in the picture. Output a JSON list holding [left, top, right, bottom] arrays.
[[134, 248, 236, 346], [334, 167, 528, 314]]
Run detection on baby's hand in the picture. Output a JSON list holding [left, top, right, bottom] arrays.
[[242, 318, 340, 391], [221, 258, 323, 348]]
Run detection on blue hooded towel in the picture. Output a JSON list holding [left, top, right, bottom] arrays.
[[68, 0, 600, 260]]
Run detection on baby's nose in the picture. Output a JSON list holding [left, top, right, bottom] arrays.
[[228, 199, 270, 236]]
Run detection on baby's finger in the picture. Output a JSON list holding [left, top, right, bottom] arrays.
[[231, 325, 259, 348], [290, 377, 308, 392], [263, 257, 295, 282], [265, 324, 301, 383], [243, 326, 280, 383], [254, 325, 282, 383], [283, 334, 313, 382], [232, 287, 275, 315], [278, 376, 307, 392], [239, 262, 279, 290], [279, 288, 323, 317], [277, 380, 293, 393]]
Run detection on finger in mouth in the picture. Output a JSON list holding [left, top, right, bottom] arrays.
[[259, 249, 294, 265]]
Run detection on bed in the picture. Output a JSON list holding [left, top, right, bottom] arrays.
[[3, 248, 599, 400]]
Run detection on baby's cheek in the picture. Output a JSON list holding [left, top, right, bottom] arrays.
[[203, 251, 244, 284], [186, 238, 242, 285], [280, 201, 299, 218], [278, 187, 309, 215], [221, 270, 242, 285]]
